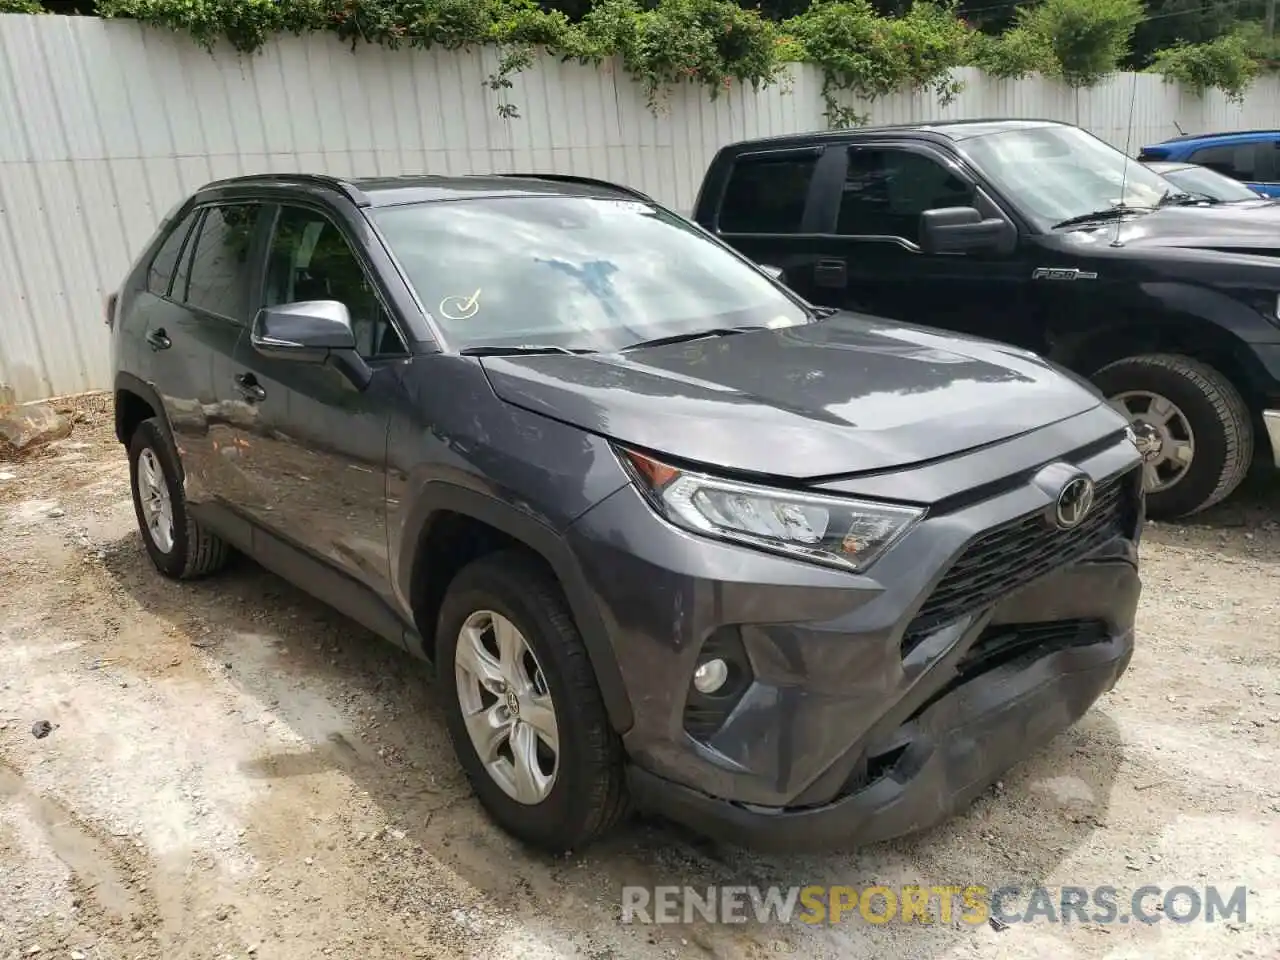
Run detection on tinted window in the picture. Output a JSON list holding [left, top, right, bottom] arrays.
[[264, 205, 406, 358], [373, 196, 809, 353], [147, 209, 198, 297], [717, 154, 818, 234], [180, 203, 264, 323], [837, 149, 974, 243], [1189, 144, 1257, 180]]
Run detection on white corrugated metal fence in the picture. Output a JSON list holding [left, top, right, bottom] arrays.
[[3, 13, 1280, 401]]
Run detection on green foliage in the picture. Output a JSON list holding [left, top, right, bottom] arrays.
[[969, 25, 1055, 79], [1014, 0, 1143, 87], [4, 0, 1268, 119], [1149, 32, 1259, 102], [1233, 19, 1280, 71], [784, 0, 969, 126], [579, 0, 784, 108]]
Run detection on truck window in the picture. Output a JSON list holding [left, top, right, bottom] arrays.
[[1188, 143, 1258, 180], [836, 148, 973, 244], [717, 154, 818, 234]]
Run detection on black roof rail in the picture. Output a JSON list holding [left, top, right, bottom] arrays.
[[196, 172, 371, 205], [495, 172, 653, 202]]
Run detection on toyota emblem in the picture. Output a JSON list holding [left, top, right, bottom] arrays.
[[1055, 476, 1095, 529]]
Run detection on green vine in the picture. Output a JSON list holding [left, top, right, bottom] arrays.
[[785, 0, 970, 127], [5, 0, 1256, 123], [580, 0, 784, 110], [1149, 33, 1259, 104]]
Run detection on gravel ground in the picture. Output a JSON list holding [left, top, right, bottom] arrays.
[[2, 393, 1278, 960]]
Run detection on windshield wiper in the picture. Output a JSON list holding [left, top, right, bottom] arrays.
[[1159, 189, 1212, 206], [619, 325, 765, 352], [1052, 205, 1154, 229], [459, 344, 595, 356]]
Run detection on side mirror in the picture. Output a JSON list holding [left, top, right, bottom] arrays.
[[251, 300, 372, 390], [919, 207, 1016, 256]]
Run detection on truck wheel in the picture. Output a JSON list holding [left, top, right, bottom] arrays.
[[128, 418, 232, 579], [1093, 353, 1253, 520], [437, 549, 628, 852]]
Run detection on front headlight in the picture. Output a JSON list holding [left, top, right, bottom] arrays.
[[617, 447, 925, 572]]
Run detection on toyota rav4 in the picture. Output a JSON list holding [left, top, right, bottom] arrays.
[[109, 173, 1143, 853]]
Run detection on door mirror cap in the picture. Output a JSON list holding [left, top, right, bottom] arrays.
[[251, 300, 356, 361], [919, 207, 1016, 256], [250, 300, 372, 390]]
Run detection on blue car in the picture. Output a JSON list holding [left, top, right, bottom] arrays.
[[1138, 130, 1280, 197]]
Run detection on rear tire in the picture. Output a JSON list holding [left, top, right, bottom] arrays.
[[1092, 353, 1253, 519], [127, 418, 231, 579], [437, 549, 628, 852]]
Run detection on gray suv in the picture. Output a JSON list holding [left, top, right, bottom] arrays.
[[108, 173, 1144, 853]]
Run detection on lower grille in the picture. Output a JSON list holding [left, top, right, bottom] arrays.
[[957, 618, 1111, 679], [901, 471, 1133, 657], [906, 618, 1112, 723]]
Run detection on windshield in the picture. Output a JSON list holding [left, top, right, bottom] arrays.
[[372, 196, 810, 352], [1156, 165, 1260, 202], [959, 125, 1179, 228]]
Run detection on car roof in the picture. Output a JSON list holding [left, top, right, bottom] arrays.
[[191, 172, 652, 208], [715, 118, 1073, 153], [1146, 129, 1280, 149]]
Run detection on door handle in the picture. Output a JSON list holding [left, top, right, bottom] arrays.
[[234, 373, 266, 403], [814, 259, 848, 288], [145, 328, 171, 351]]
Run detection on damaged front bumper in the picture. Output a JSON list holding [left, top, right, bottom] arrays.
[[627, 616, 1133, 853]]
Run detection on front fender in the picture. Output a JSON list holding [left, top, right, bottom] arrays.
[[394, 478, 635, 734]]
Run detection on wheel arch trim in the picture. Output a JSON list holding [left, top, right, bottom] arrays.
[[398, 479, 635, 734]]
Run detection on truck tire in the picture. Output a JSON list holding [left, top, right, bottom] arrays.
[[1092, 353, 1253, 520], [437, 549, 629, 852], [128, 418, 232, 579]]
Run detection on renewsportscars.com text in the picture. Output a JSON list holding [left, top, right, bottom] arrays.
[[620, 884, 1248, 926]]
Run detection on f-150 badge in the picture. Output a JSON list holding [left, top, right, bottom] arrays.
[[1032, 267, 1099, 281]]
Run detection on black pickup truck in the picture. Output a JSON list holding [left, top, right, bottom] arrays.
[[692, 118, 1280, 520]]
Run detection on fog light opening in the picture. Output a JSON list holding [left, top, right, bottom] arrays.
[[692, 658, 730, 695]]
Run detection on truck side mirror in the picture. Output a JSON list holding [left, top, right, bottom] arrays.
[[919, 207, 1016, 256]]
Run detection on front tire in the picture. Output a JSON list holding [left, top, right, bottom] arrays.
[[437, 549, 628, 852], [127, 418, 231, 579], [1093, 353, 1253, 519]]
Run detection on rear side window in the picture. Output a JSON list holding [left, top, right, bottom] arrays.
[[717, 154, 818, 234], [177, 203, 265, 324], [1188, 143, 1257, 180], [146, 209, 199, 297]]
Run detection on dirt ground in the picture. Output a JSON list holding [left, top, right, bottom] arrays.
[[2, 393, 1278, 960]]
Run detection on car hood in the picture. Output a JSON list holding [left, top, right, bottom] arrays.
[[478, 313, 1105, 480], [1072, 201, 1280, 253]]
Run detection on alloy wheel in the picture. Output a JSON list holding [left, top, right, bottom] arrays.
[[136, 448, 175, 553], [454, 609, 560, 805]]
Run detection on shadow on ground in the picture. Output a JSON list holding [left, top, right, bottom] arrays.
[[99, 534, 1130, 954]]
